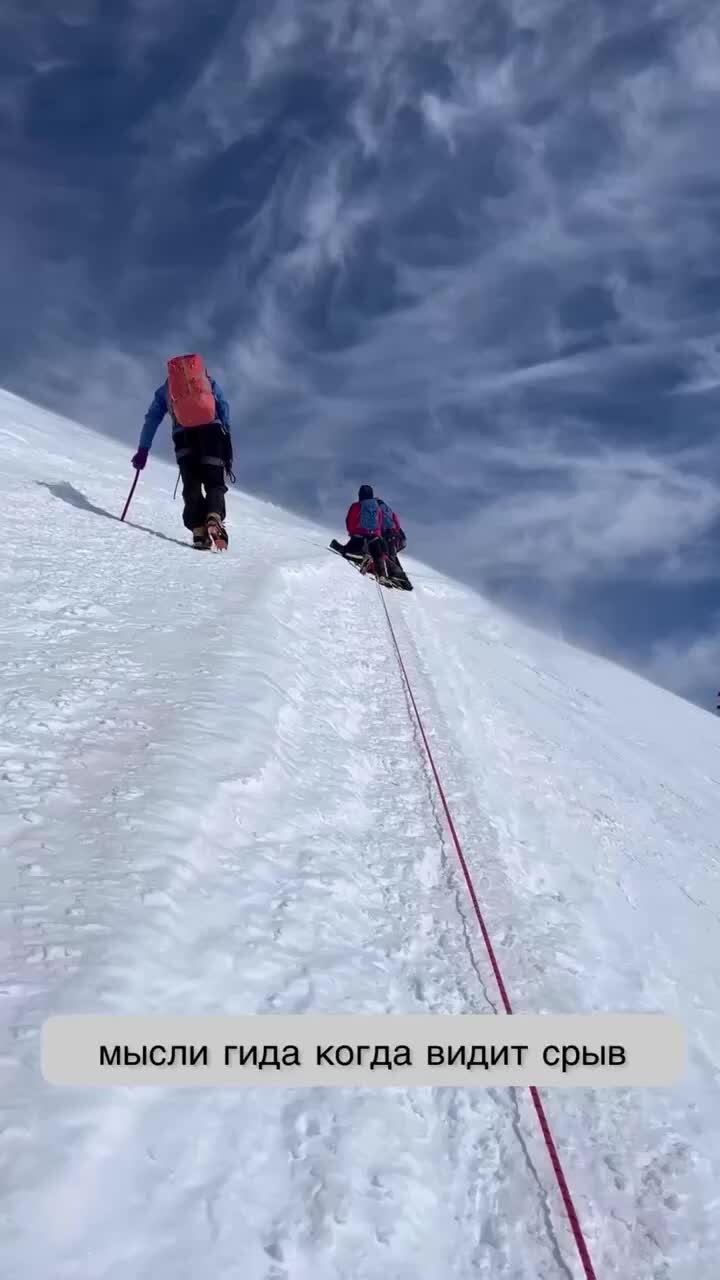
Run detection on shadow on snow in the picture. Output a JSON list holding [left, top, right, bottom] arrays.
[[37, 481, 192, 551]]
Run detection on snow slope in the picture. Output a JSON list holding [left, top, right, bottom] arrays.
[[1, 388, 719, 1279]]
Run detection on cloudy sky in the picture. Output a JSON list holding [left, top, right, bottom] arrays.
[[2, 0, 720, 708]]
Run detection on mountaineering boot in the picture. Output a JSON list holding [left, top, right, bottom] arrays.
[[206, 513, 229, 551], [193, 525, 212, 550], [329, 538, 346, 556], [387, 559, 413, 590]]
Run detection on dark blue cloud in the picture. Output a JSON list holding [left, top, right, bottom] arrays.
[[2, 0, 720, 707]]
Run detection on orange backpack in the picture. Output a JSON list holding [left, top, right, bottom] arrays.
[[167, 354, 217, 428]]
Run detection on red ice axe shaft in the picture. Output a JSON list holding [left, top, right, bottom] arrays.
[[120, 470, 140, 522]]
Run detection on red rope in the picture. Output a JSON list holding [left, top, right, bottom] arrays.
[[377, 588, 598, 1280]]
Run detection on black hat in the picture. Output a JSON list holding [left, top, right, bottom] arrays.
[[358, 484, 374, 500]]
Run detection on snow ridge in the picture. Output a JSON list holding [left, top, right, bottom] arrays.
[[1, 389, 719, 1278]]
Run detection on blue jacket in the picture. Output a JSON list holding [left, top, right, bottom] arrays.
[[138, 377, 230, 451]]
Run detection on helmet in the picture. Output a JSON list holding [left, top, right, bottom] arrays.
[[358, 484, 374, 500]]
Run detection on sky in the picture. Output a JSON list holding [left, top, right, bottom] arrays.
[[2, 0, 720, 709]]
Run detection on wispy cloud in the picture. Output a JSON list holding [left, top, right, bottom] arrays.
[[2, 0, 720, 704], [647, 620, 720, 705]]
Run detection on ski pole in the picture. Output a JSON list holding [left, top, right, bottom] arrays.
[[173, 469, 180, 500], [120, 470, 140, 522]]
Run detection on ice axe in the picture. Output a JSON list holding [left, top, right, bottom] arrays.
[[118, 471, 137, 519]]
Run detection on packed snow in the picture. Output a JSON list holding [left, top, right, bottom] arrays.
[[1, 388, 719, 1278]]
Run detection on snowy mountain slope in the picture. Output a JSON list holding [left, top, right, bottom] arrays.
[[1, 387, 718, 1279]]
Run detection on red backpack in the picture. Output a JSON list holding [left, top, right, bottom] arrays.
[[167, 354, 217, 428]]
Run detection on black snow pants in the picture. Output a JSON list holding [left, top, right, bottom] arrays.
[[342, 534, 387, 577], [174, 424, 228, 531]]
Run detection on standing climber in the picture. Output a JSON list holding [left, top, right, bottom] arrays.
[[377, 497, 412, 590], [132, 354, 234, 550]]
